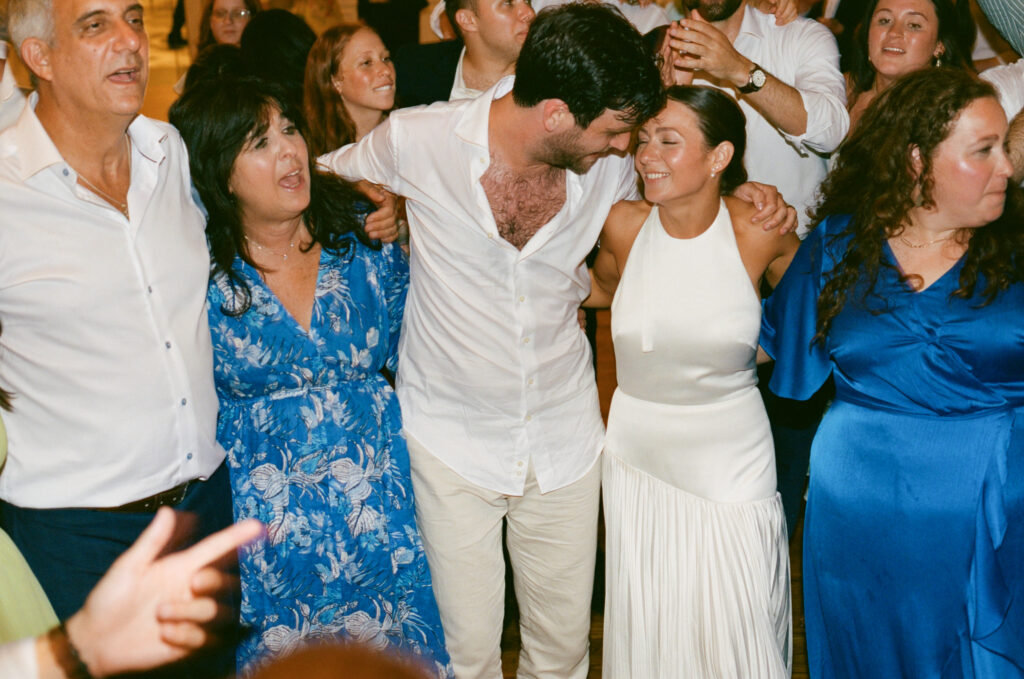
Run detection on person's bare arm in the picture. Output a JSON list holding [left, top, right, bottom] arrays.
[[669, 11, 808, 135], [583, 201, 650, 308], [725, 194, 801, 290]]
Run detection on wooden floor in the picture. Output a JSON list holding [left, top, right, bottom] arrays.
[[499, 310, 809, 678]]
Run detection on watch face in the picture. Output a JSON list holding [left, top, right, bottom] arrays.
[[751, 68, 766, 88]]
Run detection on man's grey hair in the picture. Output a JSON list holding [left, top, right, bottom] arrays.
[[8, 0, 55, 49]]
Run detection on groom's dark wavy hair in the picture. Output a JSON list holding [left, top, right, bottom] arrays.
[[512, 3, 664, 129]]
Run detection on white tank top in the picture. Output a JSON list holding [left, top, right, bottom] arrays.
[[610, 201, 762, 406]]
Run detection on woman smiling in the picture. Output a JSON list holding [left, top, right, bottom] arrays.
[[304, 24, 396, 157], [588, 86, 799, 678]]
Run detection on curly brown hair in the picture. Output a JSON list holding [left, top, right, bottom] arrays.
[[811, 68, 1023, 342]]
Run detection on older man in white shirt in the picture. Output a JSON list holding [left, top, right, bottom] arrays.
[[0, 0, 233, 646]]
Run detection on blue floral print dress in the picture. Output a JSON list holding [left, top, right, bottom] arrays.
[[207, 236, 451, 677]]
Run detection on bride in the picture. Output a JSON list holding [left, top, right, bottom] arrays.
[[587, 85, 799, 678]]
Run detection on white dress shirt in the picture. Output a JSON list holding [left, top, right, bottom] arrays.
[[693, 6, 848, 234], [0, 103, 225, 508], [981, 58, 1024, 120], [322, 77, 637, 495], [449, 47, 485, 102]]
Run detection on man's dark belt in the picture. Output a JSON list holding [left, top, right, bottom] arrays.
[[97, 480, 194, 513]]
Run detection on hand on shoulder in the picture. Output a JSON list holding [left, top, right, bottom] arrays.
[[725, 196, 800, 289]]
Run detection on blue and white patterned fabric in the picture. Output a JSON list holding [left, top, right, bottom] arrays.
[[207, 235, 451, 677]]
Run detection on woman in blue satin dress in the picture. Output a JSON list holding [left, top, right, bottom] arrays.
[[170, 78, 451, 677], [761, 69, 1024, 678]]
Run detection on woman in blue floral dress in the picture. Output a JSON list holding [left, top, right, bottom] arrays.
[[170, 77, 451, 677]]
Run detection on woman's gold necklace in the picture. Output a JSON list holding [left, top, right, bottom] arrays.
[[245, 235, 298, 260], [896, 233, 954, 249], [76, 136, 131, 220]]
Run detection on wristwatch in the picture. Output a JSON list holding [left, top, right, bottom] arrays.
[[738, 63, 767, 94]]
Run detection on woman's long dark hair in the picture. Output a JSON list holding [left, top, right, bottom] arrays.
[[169, 76, 378, 315], [847, 0, 973, 99], [810, 68, 1023, 342]]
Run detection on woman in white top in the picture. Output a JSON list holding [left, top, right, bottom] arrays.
[[587, 85, 799, 678]]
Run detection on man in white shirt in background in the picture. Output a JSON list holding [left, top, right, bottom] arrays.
[[981, 58, 1024, 184], [0, 0, 233, 661], [326, 6, 664, 677], [668, 0, 848, 233], [394, 0, 535, 107]]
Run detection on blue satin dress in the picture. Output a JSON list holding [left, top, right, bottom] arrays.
[[761, 215, 1024, 678]]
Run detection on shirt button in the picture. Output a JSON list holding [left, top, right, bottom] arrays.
[[181, 398, 187, 406], [147, 285, 153, 294], [528, 378, 534, 386], [518, 296, 525, 303], [487, 233, 494, 239], [522, 337, 530, 345], [165, 341, 172, 349], [525, 414, 532, 422], [517, 460, 524, 467], [186, 452, 193, 460], [62, 168, 69, 177]]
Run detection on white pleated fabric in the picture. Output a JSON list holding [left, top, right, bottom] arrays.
[[602, 203, 792, 678], [603, 452, 791, 679]]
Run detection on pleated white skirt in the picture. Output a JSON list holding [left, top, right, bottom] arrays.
[[602, 392, 792, 679]]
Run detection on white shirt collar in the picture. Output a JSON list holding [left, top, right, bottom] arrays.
[[449, 47, 487, 102], [2, 101, 167, 182], [453, 74, 513, 150]]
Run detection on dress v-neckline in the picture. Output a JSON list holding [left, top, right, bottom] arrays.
[[883, 241, 966, 295], [242, 247, 326, 337]]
